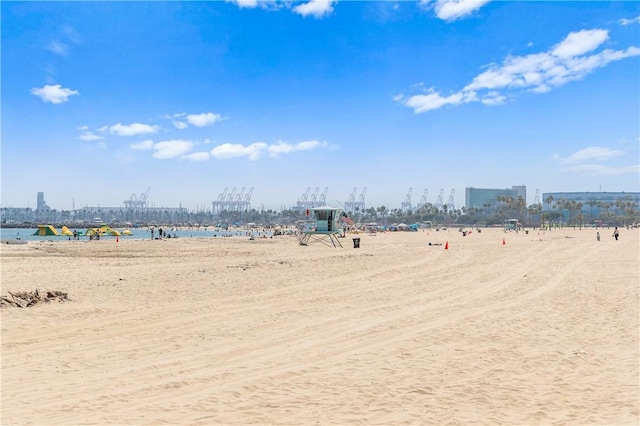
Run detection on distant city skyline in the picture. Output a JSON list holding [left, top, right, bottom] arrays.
[[8, 186, 640, 214], [2, 2, 639, 211]]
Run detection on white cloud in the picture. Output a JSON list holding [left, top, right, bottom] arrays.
[[226, 0, 259, 8], [561, 164, 640, 176], [620, 16, 640, 26], [480, 91, 507, 106], [79, 132, 103, 141], [293, 0, 336, 18], [551, 29, 608, 58], [130, 140, 154, 150], [183, 152, 210, 162], [129, 138, 330, 162], [267, 140, 329, 156], [186, 112, 223, 127], [161, 112, 186, 119], [552, 146, 637, 176], [152, 140, 194, 159], [421, 0, 491, 21], [398, 28, 640, 113], [173, 121, 189, 129], [209, 139, 331, 160], [211, 143, 268, 161], [30, 84, 79, 104], [47, 40, 69, 55], [109, 123, 159, 136], [402, 90, 465, 113], [398, 89, 477, 113], [225, 0, 281, 11], [560, 146, 625, 164]]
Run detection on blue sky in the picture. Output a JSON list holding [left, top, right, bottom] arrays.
[[2, 1, 639, 212]]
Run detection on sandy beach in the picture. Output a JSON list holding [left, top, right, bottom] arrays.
[[1, 227, 638, 425]]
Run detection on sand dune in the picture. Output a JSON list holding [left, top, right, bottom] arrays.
[[1, 228, 638, 425]]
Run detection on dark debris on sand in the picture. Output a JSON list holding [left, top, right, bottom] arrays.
[[0, 289, 70, 308]]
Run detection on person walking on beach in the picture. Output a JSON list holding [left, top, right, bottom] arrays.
[[596, 231, 600, 242], [613, 227, 619, 241], [151, 227, 154, 239]]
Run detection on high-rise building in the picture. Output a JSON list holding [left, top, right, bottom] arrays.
[[465, 185, 527, 211], [37, 192, 47, 211]]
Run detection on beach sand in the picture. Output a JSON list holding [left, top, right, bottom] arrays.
[[1, 228, 638, 425]]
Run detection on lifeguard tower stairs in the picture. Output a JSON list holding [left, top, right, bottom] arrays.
[[299, 206, 344, 248]]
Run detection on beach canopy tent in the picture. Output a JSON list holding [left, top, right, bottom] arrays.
[[397, 223, 410, 231], [299, 206, 344, 248], [33, 225, 60, 236]]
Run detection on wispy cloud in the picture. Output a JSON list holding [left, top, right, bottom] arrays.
[[47, 40, 69, 55], [209, 139, 330, 161], [620, 16, 640, 26], [129, 136, 331, 162], [559, 146, 624, 164], [79, 131, 104, 141], [130, 140, 154, 150], [420, 0, 491, 22], [211, 143, 268, 161], [267, 140, 329, 157], [108, 123, 160, 136], [397, 29, 640, 113], [182, 152, 210, 162], [153, 140, 194, 159], [30, 84, 79, 104], [553, 146, 638, 176]]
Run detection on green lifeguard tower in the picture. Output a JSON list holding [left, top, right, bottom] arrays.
[[505, 218, 520, 231], [299, 206, 344, 248]]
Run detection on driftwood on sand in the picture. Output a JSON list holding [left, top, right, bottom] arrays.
[[1, 289, 70, 308]]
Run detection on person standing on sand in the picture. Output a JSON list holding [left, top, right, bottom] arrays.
[[613, 227, 619, 241], [597, 231, 600, 242]]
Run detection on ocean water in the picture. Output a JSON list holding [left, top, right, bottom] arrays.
[[0, 227, 275, 242]]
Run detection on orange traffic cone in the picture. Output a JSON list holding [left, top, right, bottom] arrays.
[[444, 241, 449, 250], [502, 238, 505, 245]]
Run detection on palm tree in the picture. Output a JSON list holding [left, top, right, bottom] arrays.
[[545, 195, 554, 213]]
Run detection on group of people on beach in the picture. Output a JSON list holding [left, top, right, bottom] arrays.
[[150, 227, 176, 240]]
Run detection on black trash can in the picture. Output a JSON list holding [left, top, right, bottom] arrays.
[[352, 237, 360, 248]]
